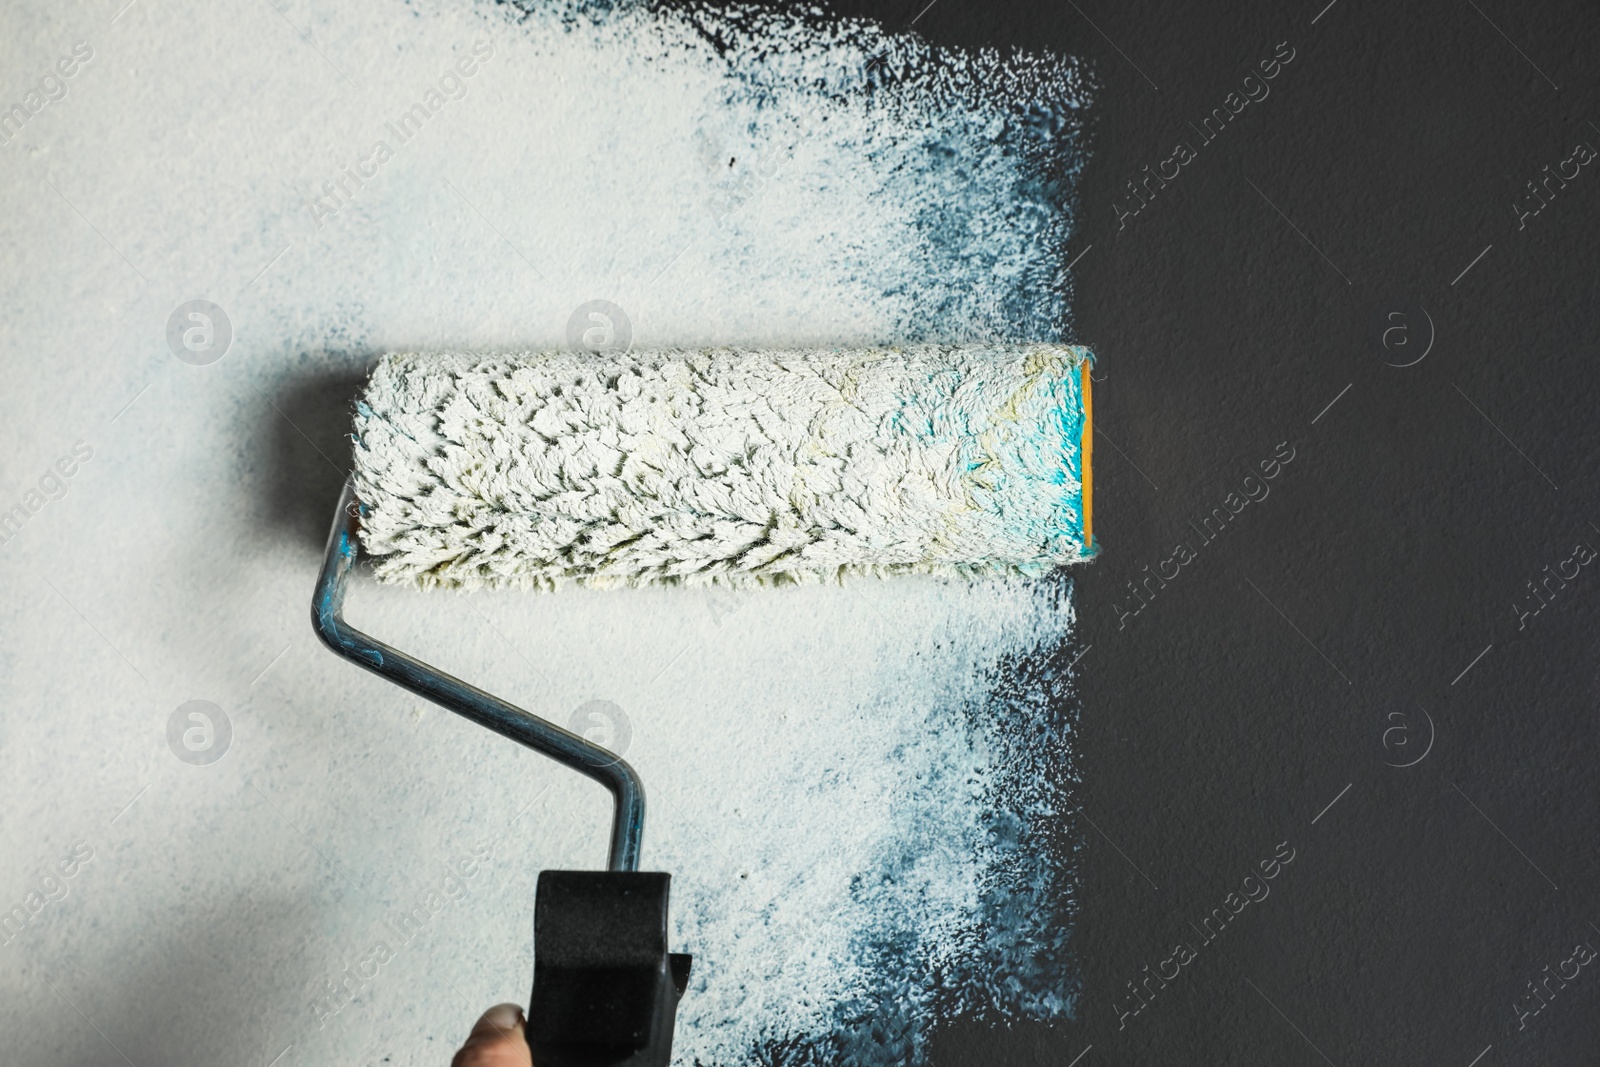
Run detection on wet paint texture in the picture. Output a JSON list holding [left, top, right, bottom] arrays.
[[0, 0, 1090, 1064]]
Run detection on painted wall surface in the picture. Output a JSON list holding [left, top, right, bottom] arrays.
[[897, 0, 1599, 1064], [4, 0, 1598, 1065], [0, 2, 1092, 1065]]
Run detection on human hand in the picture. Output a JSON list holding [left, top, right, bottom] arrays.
[[451, 1003, 533, 1067]]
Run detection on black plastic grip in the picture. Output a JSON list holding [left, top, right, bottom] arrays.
[[528, 871, 692, 1067]]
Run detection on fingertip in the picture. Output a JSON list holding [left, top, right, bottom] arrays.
[[474, 1002, 526, 1036], [452, 1003, 531, 1067]]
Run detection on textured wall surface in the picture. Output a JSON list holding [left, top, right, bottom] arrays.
[[0, 2, 1094, 1065], [3, 0, 1597, 1065], [865, 0, 1599, 1063]]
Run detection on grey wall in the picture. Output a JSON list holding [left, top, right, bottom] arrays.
[[829, 0, 1600, 1062]]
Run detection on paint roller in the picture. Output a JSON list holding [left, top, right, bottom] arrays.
[[312, 343, 1093, 1066]]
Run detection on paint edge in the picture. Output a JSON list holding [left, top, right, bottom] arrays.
[[1080, 358, 1093, 550]]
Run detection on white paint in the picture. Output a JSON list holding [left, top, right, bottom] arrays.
[[355, 346, 1091, 589], [0, 1, 1090, 1064]]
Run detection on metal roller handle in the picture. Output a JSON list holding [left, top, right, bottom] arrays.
[[311, 480, 646, 872]]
